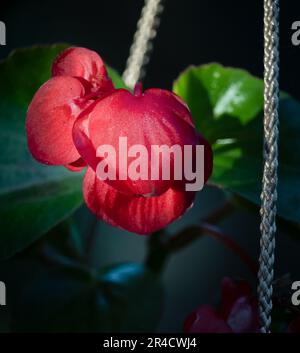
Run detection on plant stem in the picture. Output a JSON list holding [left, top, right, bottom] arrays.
[[201, 223, 258, 276], [85, 216, 98, 264], [145, 230, 169, 272], [168, 223, 258, 276], [146, 200, 258, 276]]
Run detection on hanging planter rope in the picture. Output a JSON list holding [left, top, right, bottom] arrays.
[[122, 0, 164, 89], [258, 0, 280, 333], [124, 0, 280, 333]]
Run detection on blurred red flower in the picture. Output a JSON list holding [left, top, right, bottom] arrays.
[[184, 277, 300, 333], [184, 277, 260, 333]]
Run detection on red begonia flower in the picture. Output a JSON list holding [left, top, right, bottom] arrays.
[[26, 46, 213, 234], [72, 85, 212, 233], [184, 277, 260, 333]]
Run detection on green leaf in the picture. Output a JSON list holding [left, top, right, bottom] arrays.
[[0, 45, 126, 259], [173, 64, 300, 224], [1, 261, 163, 332], [39, 205, 97, 262], [107, 66, 128, 89]]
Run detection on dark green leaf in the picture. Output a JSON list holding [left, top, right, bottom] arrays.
[[39, 205, 98, 262], [173, 64, 300, 224], [1, 261, 163, 332]]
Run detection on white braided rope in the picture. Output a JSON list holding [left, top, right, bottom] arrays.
[[122, 0, 164, 89], [258, 0, 280, 333]]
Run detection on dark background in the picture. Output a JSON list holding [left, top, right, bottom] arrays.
[[1, 0, 300, 332], [1, 0, 300, 98]]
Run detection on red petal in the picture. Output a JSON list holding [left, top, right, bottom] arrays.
[[72, 104, 101, 171], [221, 277, 252, 319], [146, 90, 213, 183], [83, 168, 195, 234], [287, 316, 300, 333], [183, 311, 198, 333], [87, 89, 200, 196], [52, 47, 109, 90], [145, 88, 195, 127], [26, 76, 88, 165], [145, 89, 214, 183], [183, 306, 232, 333], [227, 297, 260, 333], [65, 157, 86, 172]]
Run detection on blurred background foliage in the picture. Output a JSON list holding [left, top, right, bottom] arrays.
[[0, 0, 300, 332]]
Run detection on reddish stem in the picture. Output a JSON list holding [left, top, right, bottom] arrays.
[[133, 82, 143, 97], [165, 223, 258, 277], [200, 223, 258, 276], [147, 201, 258, 276]]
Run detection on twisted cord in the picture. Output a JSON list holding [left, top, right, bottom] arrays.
[[258, 0, 280, 333], [122, 0, 164, 89]]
